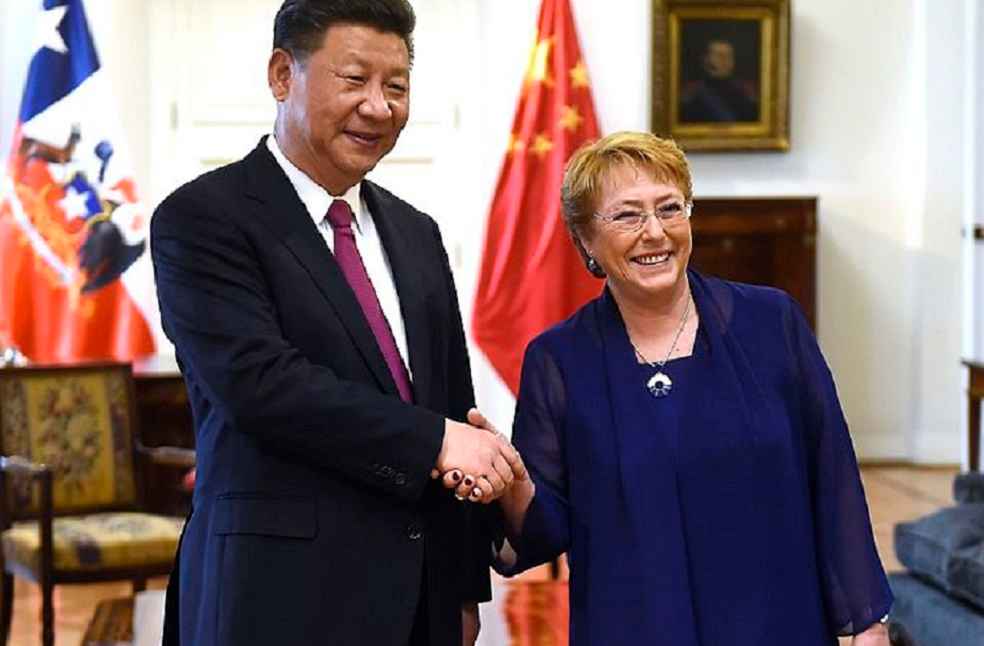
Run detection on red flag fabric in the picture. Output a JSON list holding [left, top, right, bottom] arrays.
[[504, 579, 570, 646], [472, 0, 604, 395], [0, 0, 156, 363]]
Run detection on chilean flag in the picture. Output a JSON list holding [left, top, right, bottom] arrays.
[[0, 0, 158, 363]]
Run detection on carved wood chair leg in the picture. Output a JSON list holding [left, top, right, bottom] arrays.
[[0, 574, 12, 644]]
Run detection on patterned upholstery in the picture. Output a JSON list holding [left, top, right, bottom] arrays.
[[0, 363, 192, 646], [0, 369, 137, 515], [2, 512, 183, 575]]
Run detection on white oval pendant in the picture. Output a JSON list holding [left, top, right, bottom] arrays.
[[647, 371, 673, 398]]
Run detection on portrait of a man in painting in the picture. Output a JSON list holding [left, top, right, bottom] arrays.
[[678, 19, 761, 124]]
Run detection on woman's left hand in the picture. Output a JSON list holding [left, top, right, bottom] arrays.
[[851, 621, 889, 646]]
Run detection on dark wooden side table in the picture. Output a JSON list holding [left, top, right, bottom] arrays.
[[691, 196, 817, 329], [961, 359, 984, 471], [81, 597, 133, 646]]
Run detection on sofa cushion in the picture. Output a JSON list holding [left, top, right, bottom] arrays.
[[894, 504, 984, 591], [954, 472, 984, 504], [949, 541, 984, 611], [888, 572, 984, 646]]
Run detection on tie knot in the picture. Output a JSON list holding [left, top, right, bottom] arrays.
[[326, 199, 354, 230]]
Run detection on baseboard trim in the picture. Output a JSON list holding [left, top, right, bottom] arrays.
[[853, 429, 962, 465], [858, 459, 961, 469]]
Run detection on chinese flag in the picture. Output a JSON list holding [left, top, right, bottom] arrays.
[[472, 0, 604, 395]]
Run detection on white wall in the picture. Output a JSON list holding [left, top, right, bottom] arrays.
[[1, 0, 976, 464], [0, 1, 34, 156]]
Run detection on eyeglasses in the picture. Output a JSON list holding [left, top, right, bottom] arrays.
[[593, 201, 694, 233]]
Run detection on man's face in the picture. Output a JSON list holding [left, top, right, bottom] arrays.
[[703, 40, 735, 79], [273, 23, 410, 191]]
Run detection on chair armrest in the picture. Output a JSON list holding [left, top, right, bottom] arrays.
[[135, 444, 196, 469], [0, 455, 51, 479], [0, 455, 54, 581]]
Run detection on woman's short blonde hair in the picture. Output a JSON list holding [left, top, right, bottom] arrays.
[[561, 132, 692, 275]]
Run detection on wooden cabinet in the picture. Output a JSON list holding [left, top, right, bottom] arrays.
[[690, 196, 817, 329], [134, 357, 194, 516]]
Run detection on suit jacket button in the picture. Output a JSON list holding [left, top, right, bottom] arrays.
[[394, 473, 407, 486], [407, 523, 423, 540]]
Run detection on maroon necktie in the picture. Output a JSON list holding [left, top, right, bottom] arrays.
[[325, 199, 414, 403]]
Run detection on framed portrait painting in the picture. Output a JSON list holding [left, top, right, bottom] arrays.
[[652, 0, 790, 151]]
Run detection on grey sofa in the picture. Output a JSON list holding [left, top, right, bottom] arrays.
[[889, 473, 984, 646]]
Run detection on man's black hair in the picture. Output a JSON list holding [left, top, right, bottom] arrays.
[[273, 0, 416, 63]]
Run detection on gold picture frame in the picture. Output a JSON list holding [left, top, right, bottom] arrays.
[[652, 0, 790, 151]]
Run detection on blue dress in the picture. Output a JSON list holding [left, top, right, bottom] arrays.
[[495, 271, 892, 646]]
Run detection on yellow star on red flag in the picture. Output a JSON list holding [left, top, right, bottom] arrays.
[[525, 37, 553, 86], [507, 133, 526, 155], [570, 60, 589, 89], [530, 133, 554, 158], [559, 105, 584, 132]]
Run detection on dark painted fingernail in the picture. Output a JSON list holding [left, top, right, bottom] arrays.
[[463, 477, 474, 487], [452, 471, 461, 482]]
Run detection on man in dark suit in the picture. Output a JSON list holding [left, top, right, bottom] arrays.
[[151, 1, 523, 644]]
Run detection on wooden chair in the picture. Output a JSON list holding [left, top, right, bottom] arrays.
[[0, 363, 195, 646]]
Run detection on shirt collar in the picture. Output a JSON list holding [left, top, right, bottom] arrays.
[[266, 135, 367, 232]]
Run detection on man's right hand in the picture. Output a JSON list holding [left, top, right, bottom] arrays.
[[436, 417, 525, 502]]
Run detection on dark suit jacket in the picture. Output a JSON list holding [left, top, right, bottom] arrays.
[[151, 138, 491, 646]]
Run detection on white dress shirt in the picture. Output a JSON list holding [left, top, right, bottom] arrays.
[[266, 135, 412, 378]]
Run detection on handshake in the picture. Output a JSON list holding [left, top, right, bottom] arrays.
[[432, 408, 527, 504]]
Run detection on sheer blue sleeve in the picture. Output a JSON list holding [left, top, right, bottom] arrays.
[[493, 339, 570, 576], [785, 297, 893, 635]]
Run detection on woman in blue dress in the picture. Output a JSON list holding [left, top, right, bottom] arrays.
[[462, 132, 892, 645]]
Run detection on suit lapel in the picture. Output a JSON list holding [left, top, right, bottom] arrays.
[[241, 138, 398, 397], [362, 181, 433, 407]]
